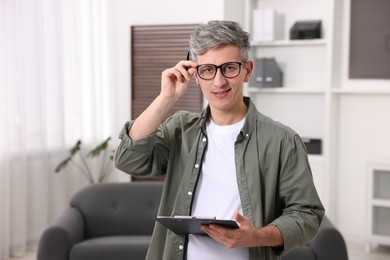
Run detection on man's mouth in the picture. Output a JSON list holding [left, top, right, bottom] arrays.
[[212, 88, 231, 96]]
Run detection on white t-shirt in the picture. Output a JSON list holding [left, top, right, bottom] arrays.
[[187, 118, 249, 260]]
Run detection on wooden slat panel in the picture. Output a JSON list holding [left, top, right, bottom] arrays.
[[130, 24, 201, 182], [131, 24, 202, 120]]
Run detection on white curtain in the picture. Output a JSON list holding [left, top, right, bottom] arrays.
[[0, 0, 113, 258]]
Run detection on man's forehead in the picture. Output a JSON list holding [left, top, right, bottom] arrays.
[[196, 45, 241, 64]]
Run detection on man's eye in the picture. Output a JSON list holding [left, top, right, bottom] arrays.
[[202, 66, 214, 73], [225, 64, 238, 71]]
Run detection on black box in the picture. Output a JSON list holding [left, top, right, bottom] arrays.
[[302, 138, 322, 155], [290, 20, 322, 40], [250, 58, 283, 88]]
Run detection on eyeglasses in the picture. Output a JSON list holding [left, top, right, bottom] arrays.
[[196, 61, 246, 80]]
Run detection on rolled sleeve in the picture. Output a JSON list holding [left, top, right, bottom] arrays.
[[117, 121, 156, 152], [114, 121, 167, 178]]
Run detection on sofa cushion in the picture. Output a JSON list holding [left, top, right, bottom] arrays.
[[70, 182, 163, 238], [69, 235, 151, 260]]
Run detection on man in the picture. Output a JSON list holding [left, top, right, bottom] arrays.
[[115, 20, 324, 260]]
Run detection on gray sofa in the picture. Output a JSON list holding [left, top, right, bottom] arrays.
[[37, 182, 348, 260], [37, 182, 163, 260]]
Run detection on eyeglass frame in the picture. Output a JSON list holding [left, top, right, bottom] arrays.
[[195, 61, 247, 80]]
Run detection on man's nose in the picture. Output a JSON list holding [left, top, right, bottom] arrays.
[[213, 68, 227, 87]]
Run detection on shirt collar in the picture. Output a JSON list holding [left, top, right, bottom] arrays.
[[199, 96, 257, 139]]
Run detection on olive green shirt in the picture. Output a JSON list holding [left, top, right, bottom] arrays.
[[114, 97, 324, 260]]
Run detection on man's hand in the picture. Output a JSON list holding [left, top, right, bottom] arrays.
[[200, 210, 284, 249], [160, 60, 197, 101], [129, 60, 197, 140]]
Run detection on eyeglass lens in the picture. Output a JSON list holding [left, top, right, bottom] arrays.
[[197, 62, 243, 80]]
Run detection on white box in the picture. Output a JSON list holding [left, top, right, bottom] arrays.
[[252, 9, 284, 42]]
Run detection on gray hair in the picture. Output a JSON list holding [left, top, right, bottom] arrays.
[[189, 20, 251, 62]]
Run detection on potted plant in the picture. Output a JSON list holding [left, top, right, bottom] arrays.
[[55, 137, 114, 183]]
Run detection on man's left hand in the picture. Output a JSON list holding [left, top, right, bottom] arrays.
[[200, 210, 284, 248]]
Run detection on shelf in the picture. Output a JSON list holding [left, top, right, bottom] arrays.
[[245, 0, 335, 217], [251, 39, 327, 47], [372, 206, 390, 236], [247, 87, 326, 94], [371, 199, 390, 208], [245, 0, 390, 240], [370, 234, 390, 242], [248, 87, 390, 95], [331, 88, 390, 95]]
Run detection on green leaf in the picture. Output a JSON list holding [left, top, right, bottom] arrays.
[[55, 157, 72, 173], [55, 140, 82, 172], [70, 140, 82, 155], [87, 137, 111, 158]]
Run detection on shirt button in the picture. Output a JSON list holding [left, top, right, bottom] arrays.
[[187, 191, 192, 196], [179, 245, 184, 250], [246, 134, 249, 138], [194, 164, 199, 169], [202, 137, 207, 142]]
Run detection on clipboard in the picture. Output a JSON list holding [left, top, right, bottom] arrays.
[[156, 216, 239, 235]]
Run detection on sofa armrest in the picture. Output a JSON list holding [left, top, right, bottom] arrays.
[[282, 216, 348, 260], [37, 207, 85, 260], [309, 217, 348, 260]]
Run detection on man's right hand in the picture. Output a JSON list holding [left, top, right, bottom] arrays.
[[129, 60, 197, 140], [160, 60, 198, 102]]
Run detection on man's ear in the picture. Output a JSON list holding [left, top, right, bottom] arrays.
[[244, 60, 254, 83]]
